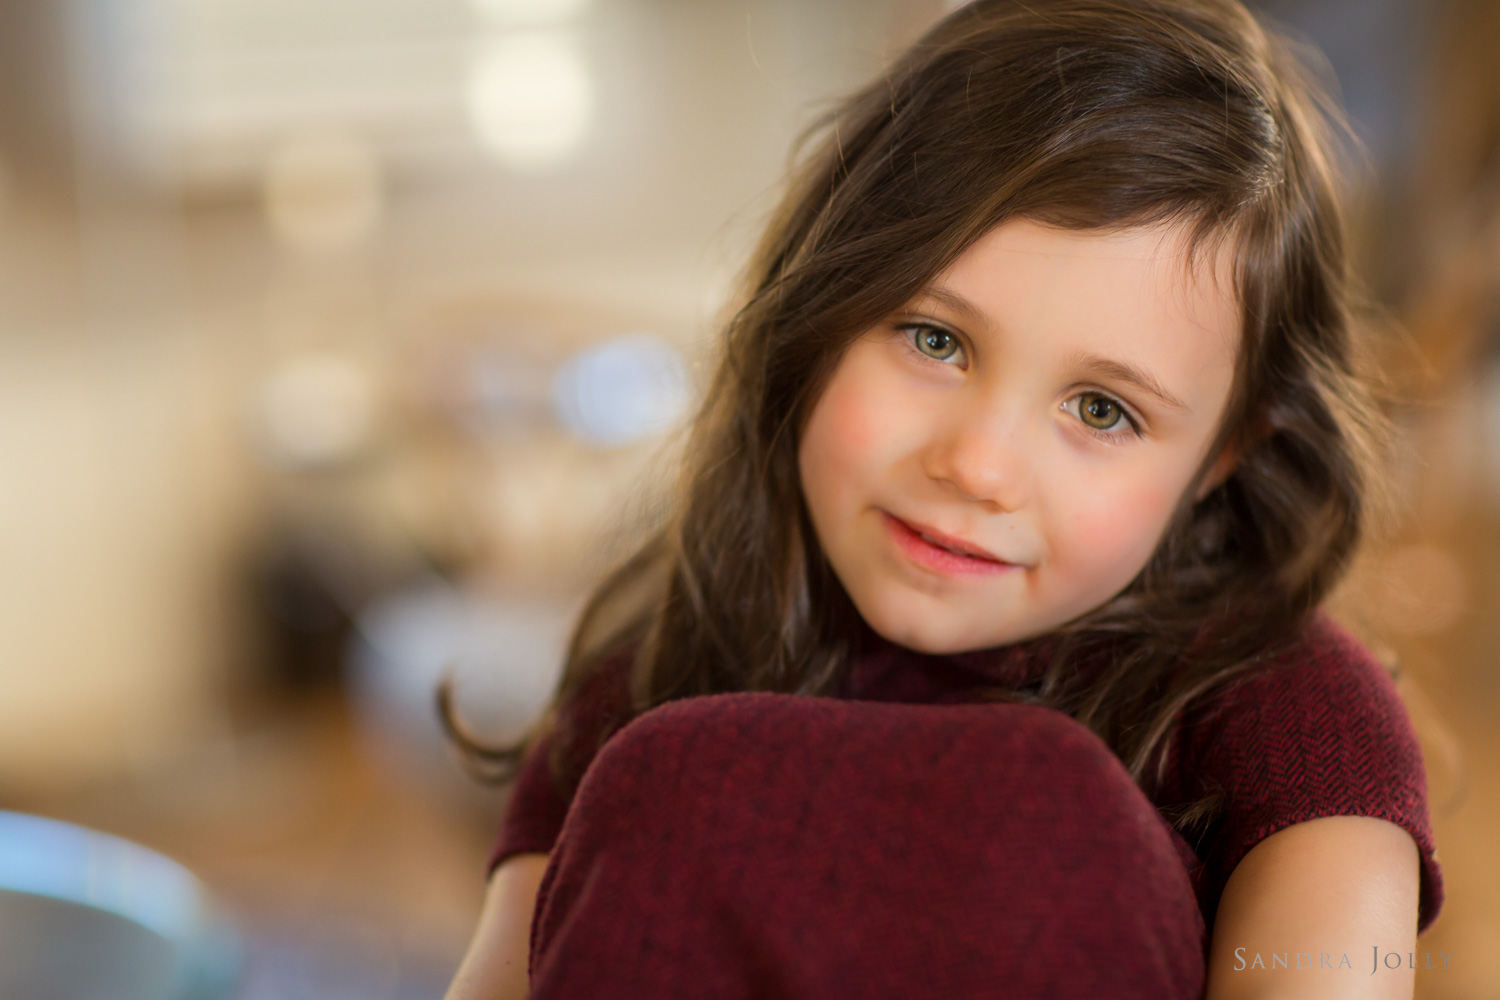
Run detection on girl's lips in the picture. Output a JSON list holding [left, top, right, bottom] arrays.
[[881, 512, 1017, 578]]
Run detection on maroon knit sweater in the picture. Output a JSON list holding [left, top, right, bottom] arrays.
[[489, 611, 1444, 938]]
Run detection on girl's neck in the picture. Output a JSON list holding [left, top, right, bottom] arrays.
[[851, 615, 1066, 690]]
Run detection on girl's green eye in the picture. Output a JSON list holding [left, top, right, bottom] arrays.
[[1061, 392, 1140, 443], [1078, 392, 1122, 430], [915, 328, 959, 361]]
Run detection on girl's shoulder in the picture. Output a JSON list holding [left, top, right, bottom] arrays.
[[1190, 610, 1406, 732], [548, 644, 642, 779], [1171, 610, 1444, 934], [487, 645, 640, 873]]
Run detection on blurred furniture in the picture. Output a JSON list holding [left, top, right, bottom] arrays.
[[0, 810, 241, 1000]]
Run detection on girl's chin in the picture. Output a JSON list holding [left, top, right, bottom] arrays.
[[860, 609, 998, 656], [856, 591, 1052, 654]]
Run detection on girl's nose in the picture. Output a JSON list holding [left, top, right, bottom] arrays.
[[921, 411, 1028, 512]]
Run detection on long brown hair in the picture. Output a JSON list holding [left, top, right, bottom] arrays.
[[441, 0, 1391, 846]]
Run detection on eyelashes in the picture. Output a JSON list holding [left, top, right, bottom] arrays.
[[904, 323, 967, 366], [1060, 392, 1141, 441], [894, 322, 1144, 444]]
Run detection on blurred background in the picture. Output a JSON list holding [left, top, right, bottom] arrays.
[[0, 0, 1495, 996]]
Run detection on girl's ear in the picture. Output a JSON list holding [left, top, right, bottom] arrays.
[[1194, 409, 1272, 502], [1195, 443, 1241, 502]]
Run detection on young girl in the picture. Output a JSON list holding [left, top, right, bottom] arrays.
[[444, 1, 1444, 997]]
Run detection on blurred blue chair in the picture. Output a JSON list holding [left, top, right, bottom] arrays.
[[0, 810, 241, 1000]]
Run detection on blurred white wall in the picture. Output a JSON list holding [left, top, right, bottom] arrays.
[[0, 0, 947, 788]]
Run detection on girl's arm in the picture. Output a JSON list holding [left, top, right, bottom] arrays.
[[1204, 815, 1422, 999], [444, 853, 551, 1000]]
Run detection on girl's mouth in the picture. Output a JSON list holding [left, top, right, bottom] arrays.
[[880, 512, 1017, 578]]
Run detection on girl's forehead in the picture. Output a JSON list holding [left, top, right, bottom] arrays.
[[920, 218, 1241, 411], [933, 219, 1240, 350], [949, 219, 1235, 289]]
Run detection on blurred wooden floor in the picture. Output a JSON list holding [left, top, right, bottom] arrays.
[[17, 689, 504, 1000]]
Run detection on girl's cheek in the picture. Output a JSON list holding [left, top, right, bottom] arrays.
[[805, 353, 911, 478], [1061, 481, 1177, 567], [817, 397, 882, 468], [802, 386, 874, 511]]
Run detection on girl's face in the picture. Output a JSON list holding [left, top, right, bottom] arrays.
[[798, 218, 1242, 654]]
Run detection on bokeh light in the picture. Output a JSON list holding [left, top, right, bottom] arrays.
[[470, 0, 591, 24], [257, 355, 379, 469], [551, 334, 691, 447], [262, 134, 384, 253], [1372, 544, 1469, 637], [465, 33, 593, 171]]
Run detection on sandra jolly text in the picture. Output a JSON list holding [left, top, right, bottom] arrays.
[[1234, 948, 1453, 974]]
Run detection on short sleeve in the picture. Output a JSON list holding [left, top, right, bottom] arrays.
[[1181, 614, 1444, 935], [486, 650, 636, 875]]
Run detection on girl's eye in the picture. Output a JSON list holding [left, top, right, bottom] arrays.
[[895, 327, 1138, 442], [901, 324, 967, 366], [1063, 392, 1141, 442]]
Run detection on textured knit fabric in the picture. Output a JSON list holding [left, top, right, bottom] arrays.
[[527, 693, 1206, 999], [489, 610, 1444, 986]]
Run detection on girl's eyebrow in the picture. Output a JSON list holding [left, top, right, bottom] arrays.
[[912, 285, 1191, 413], [1065, 351, 1189, 412], [910, 285, 987, 329]]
